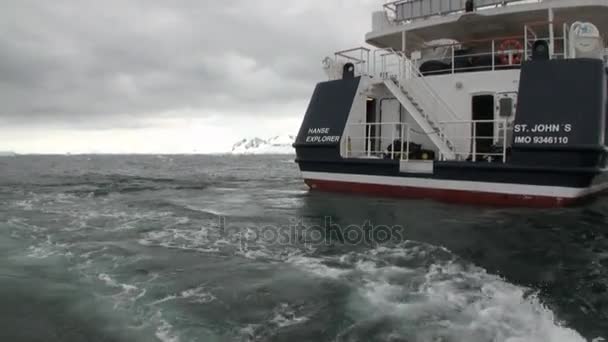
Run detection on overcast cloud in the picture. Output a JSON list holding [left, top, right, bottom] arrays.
[[0, 0, 377, 153]]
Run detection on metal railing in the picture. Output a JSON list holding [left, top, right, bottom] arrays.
[[371, 48, 460, 157], [372, 48, 404, 79], [343, 122, 411, 160], [334, 47, 370, 77], [327, 26, 592, 81], [401, 52, 460, 123], [371, 48, 460, 123], [384, 0, 543, 23], [343, 119, 513, 163], [438, 119, 511, 162], [415, 35, 569, 76]]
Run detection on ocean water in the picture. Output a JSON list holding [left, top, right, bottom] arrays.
[[0, 155, 607, 342]]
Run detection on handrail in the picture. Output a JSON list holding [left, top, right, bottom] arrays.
[[331, 47, 371, 78], [373, 47, 404, 78], [383, 0, 543, 23], [335, 47, 371, 54], [332, 31, 570, 81], [344, 122, 410, 160], [399, 51, 460, 122], [413, 34, 568, 73], [371, 48, 460, 156], [344, 118, 513, 163], [438, 119, 511, 162]]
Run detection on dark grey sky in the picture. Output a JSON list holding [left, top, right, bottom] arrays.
[[0, 0, 376, 139]]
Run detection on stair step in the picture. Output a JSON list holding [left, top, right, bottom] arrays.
[[383, 79, 456, 160]]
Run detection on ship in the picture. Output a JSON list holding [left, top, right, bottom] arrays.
[[294, 0, 608, 207]]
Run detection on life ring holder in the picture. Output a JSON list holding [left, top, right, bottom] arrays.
[[498, 39, 523, 65]]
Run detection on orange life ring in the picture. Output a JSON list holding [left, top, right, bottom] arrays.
[[498, 39, 523, 65]]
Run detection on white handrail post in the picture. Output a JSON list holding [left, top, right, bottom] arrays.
[[563, 23, 568, 59], [382, 54, 386, 79], [391, 124, 395, 160], [502, 120, 508, 163], [406, 127, 410, 161], [360, 48, 363, 75], [367, 124, 371, 157], [524, 25, 528, 62], [451, 45, 455, 74], [373, 49, 377, 77], [400, 124, 405, 161], [472, 123, 477, 162], [399, 53, 403, 80], [492, 40, 496, 71], [344, 129, 347, 157]]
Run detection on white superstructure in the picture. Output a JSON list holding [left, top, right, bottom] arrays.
[[325, 0, 608, 163]]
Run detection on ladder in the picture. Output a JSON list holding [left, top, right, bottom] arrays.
[[384, 79, 457, 160], [371, 49, 460, 160]]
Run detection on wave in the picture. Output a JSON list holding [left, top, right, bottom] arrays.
[[97, 273, 148, 309], [286, 242, 588, 342], [25, 236, 74, 259], [155, 316, 180, 342], [270, 303, 310, 328], [6, 173, 210, 197], [149, 285, 216, 306], [94, 272, 183, 341]]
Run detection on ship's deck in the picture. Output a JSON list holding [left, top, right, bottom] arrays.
[[366, 0, 608, 53]]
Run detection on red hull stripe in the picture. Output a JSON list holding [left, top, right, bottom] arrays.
[[304, 179, 584, 207], [301, 171, 608, 207]]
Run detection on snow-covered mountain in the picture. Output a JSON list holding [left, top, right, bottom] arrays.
[[231, 134, 295, 155], [0, 151, 16, 157]]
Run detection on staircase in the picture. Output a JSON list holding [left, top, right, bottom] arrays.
[[384, 78, 457, 160], [370, 49, 460, 160]]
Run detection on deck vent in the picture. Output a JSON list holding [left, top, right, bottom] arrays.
[[532, 40, 549, 61], [499, 97, 514, 117], [343, 63, 355, 79]]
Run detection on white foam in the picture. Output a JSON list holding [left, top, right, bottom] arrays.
[[286, 255, 350, 279], [180, 286, 216, 304], [419, 262, 585, 341], [138, 226, 221, 253], [26, 237, 73, 259], [288, 243, 588, 341], [359, 250, 586, 341], [12, 199, 34, 210], [149, 285, 215, 306], [154, 312, 180, 342], [239, 324, 260, 340], [26, 245, 59, 259], [149, 295, 179, 306], [237, 248, 276, 260], [181, 204, 226, 217], [271, 303, 309, 328], [97, 273, 147, 309], [98, 273, 140, 293]]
